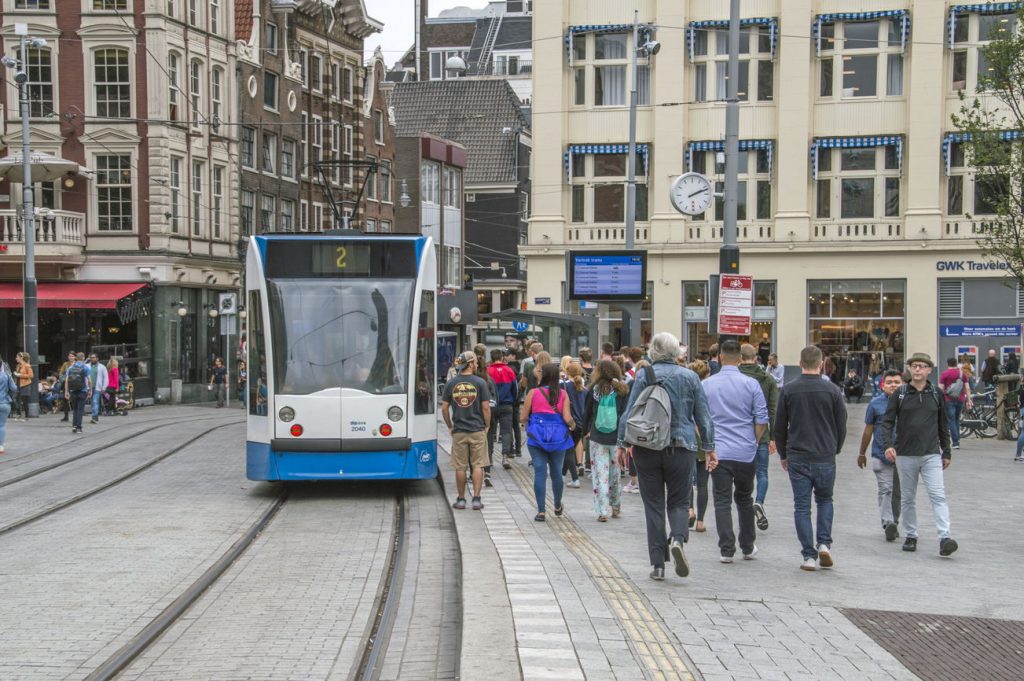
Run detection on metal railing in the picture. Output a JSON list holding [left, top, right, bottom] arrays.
[[0, 209, 86, 246]]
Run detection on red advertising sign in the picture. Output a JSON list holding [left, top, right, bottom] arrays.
[[718, 275, 753, 336]]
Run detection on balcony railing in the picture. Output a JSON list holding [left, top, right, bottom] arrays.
[[943, 219, 998, 239], [0, 209, 86, 246], [687, 223, 774, 242], [566, 225, 649, 244], [811, 220, 902, 240], [492, 59, 532, 77]]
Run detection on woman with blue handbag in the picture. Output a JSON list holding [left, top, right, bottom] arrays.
[[521, 362, 576, 521]]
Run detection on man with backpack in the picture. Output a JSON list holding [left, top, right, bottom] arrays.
[[858, 369, 904, 542], [487, 348, 518, 471], [63, 352, 92, 434], [775, 346, 847, 571], [617, 332, 716, 582], [938, 357, 973, 451], [879, 353, 958, 557]]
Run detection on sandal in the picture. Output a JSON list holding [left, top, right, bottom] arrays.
[[695, 521, 706, 533], [597, 515, 608, 522], [554, 504, 564, 517], [534, 512, 546, 522], [611, 507, 621, 518]]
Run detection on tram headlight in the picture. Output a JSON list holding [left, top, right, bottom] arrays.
[[279, 406, 295, 422], [387, 406, 404, 422]]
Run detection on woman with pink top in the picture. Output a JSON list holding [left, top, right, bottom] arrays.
[[106, 358, 120, 414], [520, 362, 576, 521]]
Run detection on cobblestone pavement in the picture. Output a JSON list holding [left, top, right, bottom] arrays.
[[442, 401, 1023, 680], [0, 420, 276, 680]]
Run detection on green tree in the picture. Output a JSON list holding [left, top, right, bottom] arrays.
[[952, 12, 1024, 289]]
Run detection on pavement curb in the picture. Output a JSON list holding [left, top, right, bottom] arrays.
[[437, 445, 522, 681]]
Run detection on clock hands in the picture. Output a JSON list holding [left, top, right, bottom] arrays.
[[688, 188, 709, 198]]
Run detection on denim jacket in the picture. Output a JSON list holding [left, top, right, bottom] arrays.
[[0, 367, 16, 406], [617, 360, 716, 452]]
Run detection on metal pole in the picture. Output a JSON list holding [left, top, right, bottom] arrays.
[[718, 0, 741, 341], [20, 34, 39, 418], [623, 11, 641, 348]]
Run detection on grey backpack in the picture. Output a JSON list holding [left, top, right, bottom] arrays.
[[623, 365, 673, 450]]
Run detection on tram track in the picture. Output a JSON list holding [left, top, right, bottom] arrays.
[[0, 421, 241, 536], [0, 414, 235, 490]]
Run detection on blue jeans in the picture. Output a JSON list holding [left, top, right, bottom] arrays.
[[528, 446, 566, 514], [787, 460, 836, 560], [1017, 414, 1024, 458], [0, 402, 10, 445], [91, 389, 103, 418], [754, 442, 770, 504], [944, 400, 963, 447]]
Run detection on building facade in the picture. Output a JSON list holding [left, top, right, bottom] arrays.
[[0, 0, 241, 403], [528, 0, 1024, 374]]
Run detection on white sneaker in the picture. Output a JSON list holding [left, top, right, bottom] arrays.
[[743, 545, 758, 560], [567, 479, 581, 488], [817, 544, 834, 568], [720, 555, 734, 564], [800, 557, 817, 571]]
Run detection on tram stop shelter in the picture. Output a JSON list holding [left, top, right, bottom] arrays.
[[482, 309, 597, 358]]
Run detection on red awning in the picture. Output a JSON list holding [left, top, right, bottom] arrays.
[[0, 282, 149, 309]]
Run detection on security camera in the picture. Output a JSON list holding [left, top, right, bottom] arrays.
[[13, 71, 27, 84], [0, 56, 17, 69], [29, 38, 47, 48]]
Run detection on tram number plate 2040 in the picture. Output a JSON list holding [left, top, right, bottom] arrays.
[[349, 420, 367, 433]]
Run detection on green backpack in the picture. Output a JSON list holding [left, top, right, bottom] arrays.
[[595, 391, 619, 433]]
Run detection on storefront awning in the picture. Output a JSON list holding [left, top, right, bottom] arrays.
[[813, 10, 911, 56], [0, 282, 149, 309], [948, 3, 1023, 48], [942, 130, 1022, 176], [687, 18, 778, 62], [686, 139, 775, 176]]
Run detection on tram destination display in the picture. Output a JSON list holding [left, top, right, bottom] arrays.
[[265, 239, 418, 278], [567, 251, 647, 301]]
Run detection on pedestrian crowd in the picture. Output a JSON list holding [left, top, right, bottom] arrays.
[[441, 333, 976, 581]]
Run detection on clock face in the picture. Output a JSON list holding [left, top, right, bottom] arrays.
[[670, 173, 713, 216]]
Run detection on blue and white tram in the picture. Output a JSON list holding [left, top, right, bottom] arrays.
[[245, 232, 438, 480]]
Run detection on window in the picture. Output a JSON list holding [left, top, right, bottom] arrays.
[[421, 161, 440, 204], [374, 110, 384, 144], [952, 12, 1018, 91], [94, 48, 130, 117], [815, 145, 900, 220], [95, 155, 132, 231], [260, 194, 275, 233], [946, 140, 1010, 217], [168, 53, 180, 121], [299, 48, 308, 87], [692, 26, 774, 102], [445, 167, 461, 207], [429, 49, 470, 80], [189, 59, 202, 126], [169, 157, 182, 233], [343, 66, 354, 101], [381, 220, 392, 233], [313, 203, 323, 231], [300, 111, 308, 176], [93, 0, 128, 11], [310, 54, 322, 92], [688, 148, 772, 222], [808, 279, 906, 374], [262, 131, 277, 174], [381, 160, 392, 202], [330, 62, 339, 99], [280, 199, 295, 231], [311, 114, 322, 166], [209, 0, 219, 33], [367, 218, 377, 233], [212, 165, 224, 239], [281, 139, 295, 179], [342, 124, 353, 186], [818, 19, 903, 99], [15, 0, 50, 8], [569, 150, 648, 223], [570, 32, 653, 107], [299, 200, 309, 231], [211, 68, 223, 124], [330, 122, 340, 185], [240, 126, 256, 168], [241, 190, 255, 235], [20, 47, 53, 118], [191, 161, 203, 236], [266, 22, 278, 55], [188, 0, 197, 25], [166, 0, 174, 17], [366, 156, 378, 200], [263, 71, 278, 110]]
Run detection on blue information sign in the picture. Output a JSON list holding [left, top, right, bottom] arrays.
[[568, 250, 648, 301], [940, 325, 1021, 338], [511, 321, 530, 332]]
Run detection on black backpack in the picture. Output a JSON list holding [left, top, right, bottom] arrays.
[[67, 363, 86, 392]]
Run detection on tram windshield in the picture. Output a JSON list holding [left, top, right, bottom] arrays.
[[266, 279, 414, 395]]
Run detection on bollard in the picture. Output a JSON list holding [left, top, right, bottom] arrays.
[[171, 378, 182, 405]]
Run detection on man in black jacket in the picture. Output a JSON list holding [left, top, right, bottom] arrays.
[[879, 352, 958, 557], [775, 346, 847, 571]]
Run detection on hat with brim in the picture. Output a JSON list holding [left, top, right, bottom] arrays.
[[454, 351, 476, 370], [906, 352, 934, 367]]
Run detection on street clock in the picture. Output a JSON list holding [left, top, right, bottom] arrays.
[[669, 172, 714, 216]]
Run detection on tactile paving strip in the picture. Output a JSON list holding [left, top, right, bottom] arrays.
[[842, 608, 1024, 681]]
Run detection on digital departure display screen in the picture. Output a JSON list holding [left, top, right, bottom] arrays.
[[264, 240, 418, 279], [568, 251, 647, 301]]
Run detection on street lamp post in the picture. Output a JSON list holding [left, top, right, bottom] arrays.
[[721, 0, 741, 284]]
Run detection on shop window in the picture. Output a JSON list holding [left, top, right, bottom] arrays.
[[808, 279, 906, 378], [818, 19, 903, 99], [692, 26, 774, 102]]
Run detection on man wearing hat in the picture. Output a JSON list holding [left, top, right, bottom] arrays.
[[879, 352, 958, 557], [441, 351, 492, 510]]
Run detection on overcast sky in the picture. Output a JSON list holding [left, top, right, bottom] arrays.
[[364, 0, 488, 65]]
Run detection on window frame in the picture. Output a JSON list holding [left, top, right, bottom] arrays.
[[169, 156, 182, 234], [191, 160, 203, 236], [568, 151, 648, 224], [265, 21, 278, 55], [261, 130, 277, 176], [951, 11, 1019, 92], [687, 148, 772, 222], [691, 26, 775, 103], [263, 70, 278, 111], [212, 165, 224, 239], [240, 126, 256, 169], [818, 19, 904, 100], [815, 145, 901, 220], [93, 47, 131, 118], [94, 153, 133, 232]]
